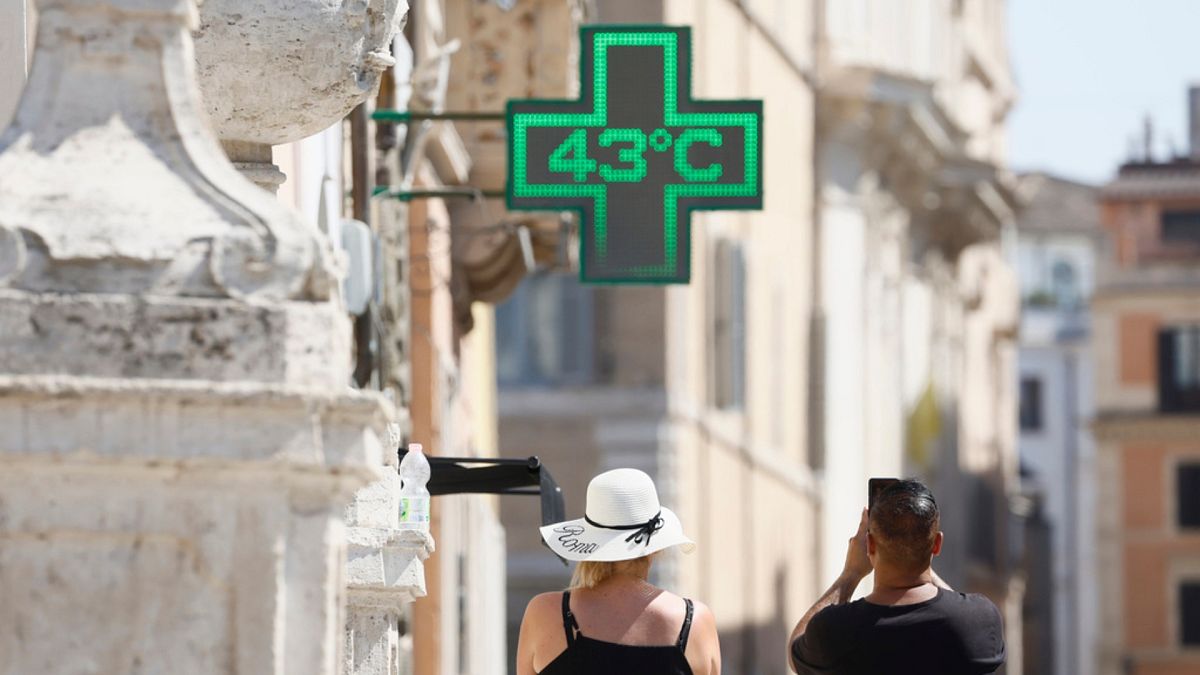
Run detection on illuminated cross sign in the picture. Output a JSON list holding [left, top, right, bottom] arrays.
[[506, 26, 763, 284]]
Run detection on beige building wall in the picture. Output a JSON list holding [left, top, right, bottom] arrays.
[[493, 2, 823, 673], [661, 1, 821, 673], [495, 3, 1024, 674]]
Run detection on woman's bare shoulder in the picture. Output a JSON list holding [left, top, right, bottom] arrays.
[[689, 599, 717, 631], [644, 588, 699, 627], [651, 589, 713, 614], [526, 591, 565, 615]]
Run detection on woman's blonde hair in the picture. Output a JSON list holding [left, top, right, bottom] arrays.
[[569, 554, 654, 589]]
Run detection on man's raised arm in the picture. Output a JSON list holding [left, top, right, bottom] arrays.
[[787, 508, 873, 673]]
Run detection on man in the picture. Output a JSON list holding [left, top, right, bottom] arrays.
[[788, 480, 1005, 674]]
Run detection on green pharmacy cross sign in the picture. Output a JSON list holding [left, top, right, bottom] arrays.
[[506, 26, 763, 284]]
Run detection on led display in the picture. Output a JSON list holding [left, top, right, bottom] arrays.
[[506, 26, 764, 284]]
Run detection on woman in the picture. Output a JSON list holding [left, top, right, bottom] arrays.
[[516, 468, 721, 675]]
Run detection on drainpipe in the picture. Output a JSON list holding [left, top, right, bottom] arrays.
[[1065, 346, 1080, 675], [807, 0, 828, 586]]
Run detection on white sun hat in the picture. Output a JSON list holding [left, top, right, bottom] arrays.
[[540, 468, 696, 562]]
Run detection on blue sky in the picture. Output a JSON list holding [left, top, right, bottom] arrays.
[[1007, 0, 1199, 184]]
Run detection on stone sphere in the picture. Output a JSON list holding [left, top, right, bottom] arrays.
[[193, 0, 405, 146]]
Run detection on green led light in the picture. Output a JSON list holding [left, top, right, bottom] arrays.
[[549, 128, 596, 182], [674, 128, 723, 182], [597, 128, 648, 182], [649, 128, 673, 152], [506, 26, 763, 284]]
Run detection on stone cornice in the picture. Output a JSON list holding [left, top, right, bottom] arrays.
[[346, 528, 435, 608], [1093, 279, 1200, 302], [819, 66, 1018, 254], [0, 374, 391, 484], [1092, 412, 1200, 440]]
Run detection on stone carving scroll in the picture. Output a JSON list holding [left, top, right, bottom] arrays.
[[0, 0, 338, 302]]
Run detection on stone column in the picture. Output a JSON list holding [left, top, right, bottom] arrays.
[[0, 0, 391, 672]]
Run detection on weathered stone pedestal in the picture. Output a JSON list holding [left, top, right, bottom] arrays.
[[0, 0, 397, 672], [0, 368, 390, 674], [0, 292, 394, 674], [343, 470, 435, 674]]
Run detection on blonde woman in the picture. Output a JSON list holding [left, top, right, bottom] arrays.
[[516, 468, 721, 675]]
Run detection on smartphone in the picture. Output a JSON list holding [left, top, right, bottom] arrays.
[[868, 477, 900, 510]]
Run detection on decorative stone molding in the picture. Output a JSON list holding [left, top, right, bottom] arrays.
[[195, 0, 404, 147], [819, 66, 1019, 259], [341, 443, 434, 675], [0, 290, 352, 386], [194, 0, 409, 190], [0, 374, 389, 480], [344, 451, 435, 604], [347, 526, 435, 606], [0, 0, 335, 302]]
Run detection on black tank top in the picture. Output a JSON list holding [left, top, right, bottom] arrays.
[[539, 590, 694, 675]]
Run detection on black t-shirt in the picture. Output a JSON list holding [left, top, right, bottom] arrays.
[[790, 588, 1005, 675]]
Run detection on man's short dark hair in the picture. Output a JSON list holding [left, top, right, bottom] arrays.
[[868, 480, 940, 572]]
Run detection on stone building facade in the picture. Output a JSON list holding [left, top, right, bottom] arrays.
[[813, 1, 1021, 631], [1093, 86, 1200, 675], [1012, 172, 1102, 675]]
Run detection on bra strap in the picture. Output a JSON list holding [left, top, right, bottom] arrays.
[[677, 598, 694, 650], [561, 591, 580, 645]]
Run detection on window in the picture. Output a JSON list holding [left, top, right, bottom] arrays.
[[710, 240, 746, 410], [1051, 260, 1079, 308], [1182, 581, 1200, 646], [1158, 327, 1200, 412], [495, 273, 594, 386], [1178, 464, 1200, 528], [1019, 377, 1043, 431], [1162, 211, 1200, 248]]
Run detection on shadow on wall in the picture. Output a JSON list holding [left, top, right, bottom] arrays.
[[505, 564, 572, 675], [718, 565, 796, 675]]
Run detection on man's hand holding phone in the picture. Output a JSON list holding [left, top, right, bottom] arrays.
[[842, 507, 873, 582]]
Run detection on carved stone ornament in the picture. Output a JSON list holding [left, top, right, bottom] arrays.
[[193, 0, 408, 191], [194, 0, 405, 147], [0, 0, 336, 302]]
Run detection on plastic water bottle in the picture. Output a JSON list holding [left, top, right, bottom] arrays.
[[398, 442, 430, 530]]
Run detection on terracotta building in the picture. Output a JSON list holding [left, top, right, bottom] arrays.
[[1094, 86, 1200, 675]]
